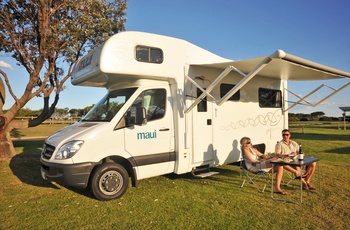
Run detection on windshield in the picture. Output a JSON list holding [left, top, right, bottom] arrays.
[[81, 88, 137, 122]]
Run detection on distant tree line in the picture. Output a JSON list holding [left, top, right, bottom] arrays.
[[6, 105, 94, 120], [289, 111, 348, 122]]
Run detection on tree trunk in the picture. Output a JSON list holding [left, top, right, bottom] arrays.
[[0, 128, 16, 159]]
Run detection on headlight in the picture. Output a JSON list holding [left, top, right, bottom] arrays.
[[55, 141, 84, 160]]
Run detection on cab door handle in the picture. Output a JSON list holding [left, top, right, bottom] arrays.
[[159, 128, 170, 131]]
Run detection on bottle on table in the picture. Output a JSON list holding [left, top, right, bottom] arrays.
[[298, 144, 304, 161]]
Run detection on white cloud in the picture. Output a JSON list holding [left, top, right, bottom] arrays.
[[0, 60, 14, 70], [319, 101, 336, 107]]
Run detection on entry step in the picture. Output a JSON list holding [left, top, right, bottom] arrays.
[[193, 171, 219, 178]]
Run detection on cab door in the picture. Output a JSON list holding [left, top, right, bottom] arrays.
[[124, 86, 174, 179]]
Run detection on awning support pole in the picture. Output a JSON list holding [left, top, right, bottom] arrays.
[[184, 66, 235, 113], [217, 57, 273, 106], [284, 82, 350, 112], [184, 56, 273, 113]]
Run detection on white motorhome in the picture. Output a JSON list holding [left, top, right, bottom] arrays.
[[40, 31, 350, 200]]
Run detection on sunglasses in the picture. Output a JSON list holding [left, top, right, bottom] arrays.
[[245, 142, 251, 144], [282, 134, 290, 136]]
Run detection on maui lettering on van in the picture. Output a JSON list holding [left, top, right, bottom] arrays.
[[137, 130, 157, 140]]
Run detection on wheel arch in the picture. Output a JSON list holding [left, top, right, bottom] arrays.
[[89, 155, 138, 188]]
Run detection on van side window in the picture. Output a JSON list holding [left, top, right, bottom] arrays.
[[135, 46, 163, 64], [197, 88, 207, 112], [130, 89, 166, 121], [259, 88, 282, 108], [220, 83, 240, 101]]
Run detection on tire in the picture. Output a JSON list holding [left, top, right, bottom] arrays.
[[90, 162, 129, 201]]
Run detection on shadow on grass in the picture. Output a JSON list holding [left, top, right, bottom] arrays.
[[324, 147, 350, 154], [10, 140, 57, 188], [10, 128, 25, 139], [163, 164, 241, 185], [11, 140, 95, 199], [293, 132, 350, 142], [293, 132, 350, 155]]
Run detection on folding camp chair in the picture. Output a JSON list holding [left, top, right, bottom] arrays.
[[240, 144, 271, 193]]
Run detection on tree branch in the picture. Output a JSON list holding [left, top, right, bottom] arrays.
[[0, 69, 19, 103], [28, 94, 59, 127]]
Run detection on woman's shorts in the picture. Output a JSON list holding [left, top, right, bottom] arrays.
[[247, 160, 272, 173]]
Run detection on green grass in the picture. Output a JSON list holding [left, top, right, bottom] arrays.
[[1, 123, 350, 229], [10, 123, 68, 139]]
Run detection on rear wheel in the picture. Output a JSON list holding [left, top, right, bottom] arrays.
[[90, 162, 129, 201]]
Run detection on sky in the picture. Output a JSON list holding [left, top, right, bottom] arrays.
[[1, 0, 350, 117]]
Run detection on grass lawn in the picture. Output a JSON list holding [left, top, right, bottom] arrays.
[[10, 123, 68, 139], [1, 123, 350, 229]]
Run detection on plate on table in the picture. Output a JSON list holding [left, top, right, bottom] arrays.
[[288, 154, 297, 159], [283, 157, 293, 162]]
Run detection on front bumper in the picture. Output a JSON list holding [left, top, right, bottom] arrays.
[[40, 159, 98, 189]]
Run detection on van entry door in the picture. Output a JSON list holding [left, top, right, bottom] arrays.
[[124, 86, 174, 178], [192, 88, 214, 163]]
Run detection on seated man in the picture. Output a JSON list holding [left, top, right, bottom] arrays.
[[240, 137, 303, 195], [275, 129, 317, 190]]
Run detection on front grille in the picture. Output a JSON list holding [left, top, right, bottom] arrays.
[[41, 143, 55, 160]]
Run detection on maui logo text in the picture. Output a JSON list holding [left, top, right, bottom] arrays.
[[137, 130, 157, 140]]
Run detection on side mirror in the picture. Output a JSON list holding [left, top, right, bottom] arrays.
[[125, 107, 147, 127], [125, 111, 135, 127], [135, 107, 147, 125]]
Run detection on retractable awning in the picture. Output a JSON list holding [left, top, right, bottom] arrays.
[[194, 50, 350, 80], [185, 50, 350, 113]]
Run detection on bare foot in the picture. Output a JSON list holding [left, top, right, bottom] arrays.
[[307, 183, 316, 190], [273, 190, 288, 195]]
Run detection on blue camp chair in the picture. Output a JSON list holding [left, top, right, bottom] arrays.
[[240, 144, 271, 193]]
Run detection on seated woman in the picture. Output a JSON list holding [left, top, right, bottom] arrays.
[[240, 137, 306, 195]]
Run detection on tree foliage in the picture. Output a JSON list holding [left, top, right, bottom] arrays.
[[0, 0, 127, 158], [289, 111, 341, 122], [310, 111, 325, 119]]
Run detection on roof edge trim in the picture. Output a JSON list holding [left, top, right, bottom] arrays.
[[273, 50, 350, 78], [270, 49, 287, 59]]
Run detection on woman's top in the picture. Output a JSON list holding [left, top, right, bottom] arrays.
[[244, 147, 270, 173]]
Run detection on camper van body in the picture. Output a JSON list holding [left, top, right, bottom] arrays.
[[40, 31, 350, 200]]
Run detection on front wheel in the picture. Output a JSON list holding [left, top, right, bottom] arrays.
[[90, 162, 129, 201]]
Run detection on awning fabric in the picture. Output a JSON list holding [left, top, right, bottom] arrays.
[[191, 50, 350, 81]]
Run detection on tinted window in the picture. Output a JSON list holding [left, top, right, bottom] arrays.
[[130, 89, 166, 121], [136, 46, 163, 64], [197, 88, 207, 112], [220, 83, 240, 101], [259, 88, 282, 108]]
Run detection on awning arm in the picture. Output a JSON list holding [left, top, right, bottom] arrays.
[[284, 82, 350, 112], [185, 75, 218, 102], [287, 89, 314, 106], [184, 56, 274, 113], [217, 56, 273, 106], [184, 65, 234, 113]]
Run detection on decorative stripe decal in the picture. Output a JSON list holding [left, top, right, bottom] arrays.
[[131, 152, 176, 166]]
